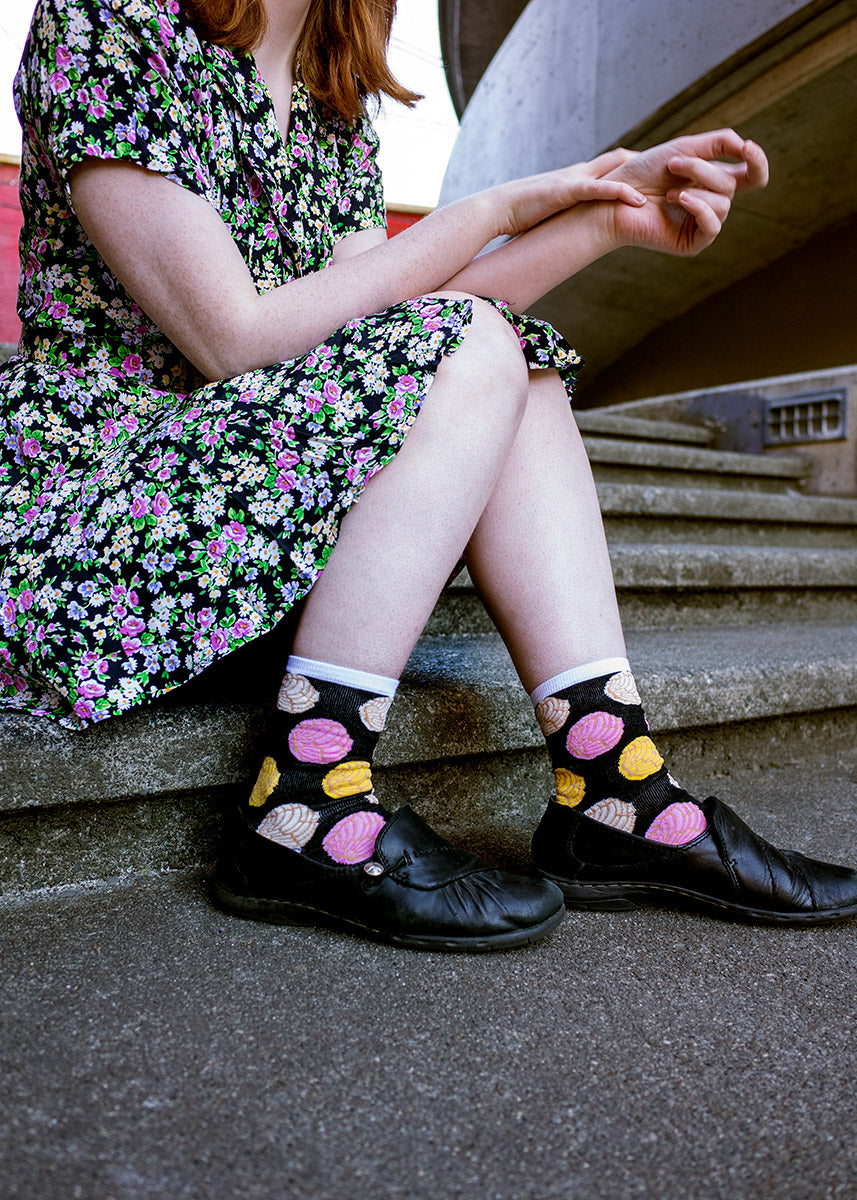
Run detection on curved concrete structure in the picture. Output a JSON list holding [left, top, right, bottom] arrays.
[[438, 0, 857, 402], [438, 0, 527, 117]]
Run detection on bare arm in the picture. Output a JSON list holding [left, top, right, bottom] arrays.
[[69, 160, 644, 382], [445, 133, 770, 312], [70, 129, 767, 378]]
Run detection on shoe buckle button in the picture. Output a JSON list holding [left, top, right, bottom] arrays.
[[363, 861, 384, 877]]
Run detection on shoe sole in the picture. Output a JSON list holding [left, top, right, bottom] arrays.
[[210, 878, 566, 952], [540, 874, 857, 927]]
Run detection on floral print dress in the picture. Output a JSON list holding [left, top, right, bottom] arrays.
[[0, 0, 582, 730]]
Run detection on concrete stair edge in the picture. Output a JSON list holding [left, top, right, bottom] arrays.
[[444, 546, 857, 592], [584, 435, 809, 480], [598, 481, 857, 523], [574, 409, 712, 445], [2, 622, 857, 815]]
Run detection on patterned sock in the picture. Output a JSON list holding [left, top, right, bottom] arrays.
[[531, 660, 707, 845], [246, 657, 398, 865]]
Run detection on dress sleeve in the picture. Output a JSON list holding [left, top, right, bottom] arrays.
[[331, 112, 387, 242], [19, 0, 213, 205]]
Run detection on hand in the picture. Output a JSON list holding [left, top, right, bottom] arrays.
[[599, 129, 769, 256], [493, 148, 648, 239]]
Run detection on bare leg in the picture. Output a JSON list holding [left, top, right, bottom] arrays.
[[291, 297, 530, 675], [465, 368, 626, 693]]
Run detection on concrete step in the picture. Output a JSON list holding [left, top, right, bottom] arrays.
[[599, 483, 857, 546], [575, 408, 713, 445], [5, 755, 857, 1200], [426, 545, 857, 635], [586, 437, 809, 492], [2, 620, 856, 895]]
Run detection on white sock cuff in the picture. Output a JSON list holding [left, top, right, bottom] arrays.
[[285, 655, 400, 698], [530, 658, 631, 706]]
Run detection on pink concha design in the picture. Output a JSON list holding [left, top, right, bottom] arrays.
[[586, 797, 637, 834], [567, 711, 624, 760], [288, 717, 353, 764], [276, 673, 319, 714], [359, 695, 393, 732], [535, 696, 570, 736], [645, 801, 707, 846], [603, 671, 641, 706], [618, 735, 664, 781], [323, 810, 387, 864], [256, 802, 319, 850]]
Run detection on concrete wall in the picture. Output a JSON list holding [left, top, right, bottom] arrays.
[[438, 0, 857, 402], [440, 0, 814, 199], [582, 214, 857, 410]]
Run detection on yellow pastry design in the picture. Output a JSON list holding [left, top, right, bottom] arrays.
[[248, 755, 280, 807], [555, 768, 586, 807], [618, 736, 664, 781], [323, 760, 373, 799]]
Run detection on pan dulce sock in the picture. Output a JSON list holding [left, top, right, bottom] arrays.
[[246, 657, 398, 865], [531, 659, 707, 845]]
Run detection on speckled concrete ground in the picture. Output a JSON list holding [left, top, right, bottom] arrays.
[[3, 757, 857, 1200]]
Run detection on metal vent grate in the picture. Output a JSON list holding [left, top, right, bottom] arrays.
[[763, 389, 848, 446]]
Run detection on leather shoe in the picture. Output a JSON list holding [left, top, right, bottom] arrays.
[[212, 804, 565, 951], [532, 795, 857, 925]]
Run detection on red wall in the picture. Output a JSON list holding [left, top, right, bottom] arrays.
[[0, 162, 23, 345], [0, 169, 425, 347]]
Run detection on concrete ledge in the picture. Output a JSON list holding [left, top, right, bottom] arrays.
[[609, 542, 857, 589], [600, 483, 857, 546], [3, 621, 857, 814], [575, 409, 712, 445], [586, 436, 809, 481], [599, 482, 857, 523]]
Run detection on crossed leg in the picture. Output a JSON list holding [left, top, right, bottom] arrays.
[[291, 299, 622, 680]]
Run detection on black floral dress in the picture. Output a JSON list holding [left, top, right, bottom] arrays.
[[0, 0, 581, 729]]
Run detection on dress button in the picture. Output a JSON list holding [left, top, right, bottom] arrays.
[[363, 861, 384, 877]]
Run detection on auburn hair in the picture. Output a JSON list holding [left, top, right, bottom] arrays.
[[182, 0, 422, 122]]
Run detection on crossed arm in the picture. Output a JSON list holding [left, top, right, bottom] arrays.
[[70, 129, 768, 383]]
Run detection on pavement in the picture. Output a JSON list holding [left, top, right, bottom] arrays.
[[3, 756, 857, 1200]]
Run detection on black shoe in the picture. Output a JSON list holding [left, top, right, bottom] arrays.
[[212, 804, 565, 951], [532, 795, 857, 926]]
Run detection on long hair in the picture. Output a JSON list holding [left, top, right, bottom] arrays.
[[183, 0, 422, 122]]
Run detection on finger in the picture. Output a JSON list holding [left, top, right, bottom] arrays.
[[667, 155, 739, 198], [584, 147, 638, 178], [675, 127, 747, 163], [675, 189, 724, 245], [667, 185, 732, 221], [733, 139, 770, 192], [561, 178, 646, 206]]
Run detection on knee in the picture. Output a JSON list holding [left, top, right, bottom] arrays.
[[428, 292, 530, 419]]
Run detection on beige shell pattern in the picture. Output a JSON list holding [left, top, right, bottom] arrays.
[[555, 767, 586, 808], [586, 797, 637, 834], [603, 670, 641, 706], [323, 760, 373, 799], [256, 802, 319, 850], [535, 696, 570, 736], [359, 695, 393, 732], [248, 756, 280, 807], [276, 673, 320, 714]]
